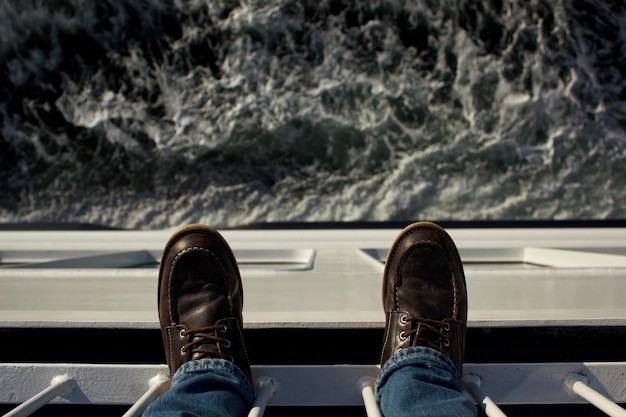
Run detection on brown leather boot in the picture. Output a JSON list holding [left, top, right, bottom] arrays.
[[158, 224, 251, 381], [381, 222, 468, 376]]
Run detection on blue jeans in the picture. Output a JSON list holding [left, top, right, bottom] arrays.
[[142, 359, 254, 417], [376, 346, 477, 417], [143, 346, 476, 417]]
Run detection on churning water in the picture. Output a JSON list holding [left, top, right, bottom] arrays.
[[1, 0, 625, 228]]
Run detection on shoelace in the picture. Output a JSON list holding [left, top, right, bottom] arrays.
[[180, 324, 232, 360], [400, 315, 451, 350]]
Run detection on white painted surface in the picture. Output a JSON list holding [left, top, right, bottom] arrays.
[[1, 363, 626, 406], [0, 227, 625, 328]]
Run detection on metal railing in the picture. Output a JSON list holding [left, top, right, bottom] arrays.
[[2, 375, 75, 417], [2, 363, 625, 417], [564, 373, 626, 417]]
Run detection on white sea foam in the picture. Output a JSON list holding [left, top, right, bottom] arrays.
[[0, 0, 625, 228]]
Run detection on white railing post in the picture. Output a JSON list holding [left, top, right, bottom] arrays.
[[463, 375, 508, 417], [565, 373, 626, 417], [359, 377, 382, 417], [247, 377, 277, 417], [121, 374, 171, 417], [3, 374, 75, 417]]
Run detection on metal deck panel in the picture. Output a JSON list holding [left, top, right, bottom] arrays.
[[0, 227, 625, 329]]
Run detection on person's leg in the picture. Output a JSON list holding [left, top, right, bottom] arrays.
[[376, 346, 475, 417], [376, 222, 477, 417], [143, 224, 254, 417], [143, 358, 253, 417]]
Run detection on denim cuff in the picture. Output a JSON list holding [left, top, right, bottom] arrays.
[[173, 358, 255, 400], [377, 346, 461, 390]]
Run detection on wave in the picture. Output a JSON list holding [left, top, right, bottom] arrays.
[[1, 0, 625, 228]]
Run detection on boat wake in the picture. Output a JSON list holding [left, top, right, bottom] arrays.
[[1, 0, 625, 228]]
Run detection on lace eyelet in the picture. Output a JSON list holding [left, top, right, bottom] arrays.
[[443, 322, 451, 332], [180, 329, 186, 338], [222, 339, 232, 349], [399, 331, 408, 342], [395, 346, 403, 354], [219, 324, 228, 333], [180, 346, 186, 354], [399, 314, 410, 325], [443, 338, 451, 347]]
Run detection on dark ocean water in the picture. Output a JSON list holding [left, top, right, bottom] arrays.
[[1, 0, 625, 229]]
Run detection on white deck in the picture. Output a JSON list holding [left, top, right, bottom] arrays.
[[2, 226, 626, 416], [1, 225, 625, 329]]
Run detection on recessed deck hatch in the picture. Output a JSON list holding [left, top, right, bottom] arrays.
[[0, 249, 315, 271], [360, 247, 626, 268]]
